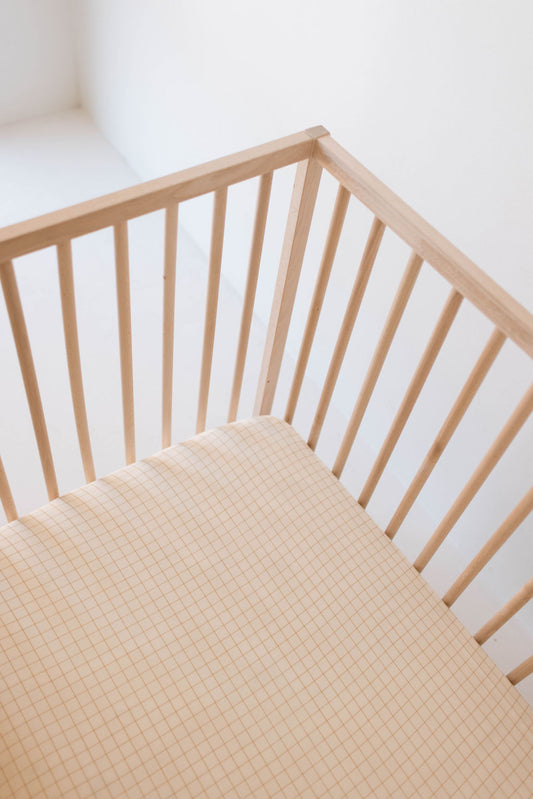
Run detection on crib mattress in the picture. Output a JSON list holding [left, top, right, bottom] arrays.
[[1, 417, 532, 798]]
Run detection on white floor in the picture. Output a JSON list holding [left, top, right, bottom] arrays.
[[0, 109, 531, 703]]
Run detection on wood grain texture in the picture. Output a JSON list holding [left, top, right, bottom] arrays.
[[332, 251, 423, 477], [162, 205, 179, 448], [358, 289, 463, 508], [475, 577, 533, 645], [443, 484, 533, 607], [304, 125, 330, 140], [415, 383, 533, 573], [316, 136, 533, 359], [0, 261, 58, 501], [57, 240, 95, 483], [0, 132, 317, 263], [254, 158, 322, 416], [385, 327, 506, 539], [197, 188, 227, 433], [228, 173, 272, 423], [0, 454, 17, 522], [307, 217, 385, 450], [507, 655, 533, 685], [114, 222, 135, 465], [285, 185, 350, 425]]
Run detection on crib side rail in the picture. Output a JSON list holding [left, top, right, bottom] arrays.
[[0, 127, 328, 525], [275, 132, 533, 690], [314, 136, 533, 359], [1, 127, 532, 690], [0, 129, 322, 263]]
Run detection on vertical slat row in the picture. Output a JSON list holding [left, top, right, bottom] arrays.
[[307, 216, 386, 450], [228, 173, 273, 423], [57, 240, 95, 483], [415, 382, 533, 572], [358, 288, 463, 506], [0, 454, 17, 522], [442, 484, 533, 606], [254, 157, 323, 416], [475, 576, 533, 645], [386, 326, 506, 539], [284, 184, 350, 424], [332, 251, 423, 477], [162, 204, 179, 448], [197, 187, 228, 434], [114, 222, 135, 464], [0, 261, 58, 500]]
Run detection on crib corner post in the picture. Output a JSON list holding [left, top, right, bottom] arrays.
[[254, 155, 322, 417]]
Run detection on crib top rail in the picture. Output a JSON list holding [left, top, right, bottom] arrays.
[[0, 128, 324, 263], [316, 137, 533, 359], [0, 126, 531, 359]]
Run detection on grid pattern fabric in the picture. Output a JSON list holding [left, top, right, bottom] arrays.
[[1, 416, 532, 798]]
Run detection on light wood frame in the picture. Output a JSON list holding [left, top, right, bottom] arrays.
[[0, 126, 532, 686]]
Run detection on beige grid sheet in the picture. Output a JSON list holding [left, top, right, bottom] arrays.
[[1, 416, 532, 798]]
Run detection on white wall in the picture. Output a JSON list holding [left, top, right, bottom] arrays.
[[0, 110, 135, 224], [0, 0, 79, 126], [75, 0, 533, 307], [73, 0, 533, 653]]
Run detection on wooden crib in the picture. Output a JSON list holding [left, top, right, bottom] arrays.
[[0, 127, 532, 797]]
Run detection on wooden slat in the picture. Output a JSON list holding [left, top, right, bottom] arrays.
[[475, 577, 533, 645], [332, 251, 423, 477], [254, 157, 323, 416], [114, 222, 135, 464], [307, 217, 386, 450], [162, 205, 179, 448], [386, 327, 506, 539], [197, 188, 227, 433], [0, 130, 325, 264], [507, 655, 533, 685], [443, 485, 533, 606], [57, 240, 95, 483], [0, 261, 58, 500], [285, 184, 350, 424], [358, 289, 463, 507], [228, 172, 273, 423], [0, 454, 17, 522], [316, 136, 533, 359], [415, 385, 533, 573]]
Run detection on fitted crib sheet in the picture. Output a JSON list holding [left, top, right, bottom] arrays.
[[1, 416, 532, 798]]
